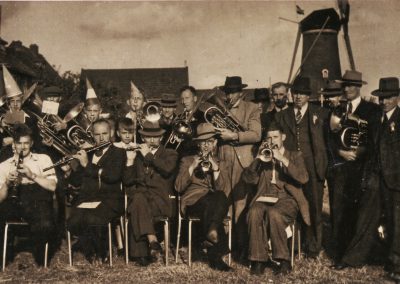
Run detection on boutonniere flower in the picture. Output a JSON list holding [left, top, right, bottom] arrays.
[[390, 122, 396, 132], [313, 114, 318, 125]]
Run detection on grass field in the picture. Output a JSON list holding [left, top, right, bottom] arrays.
[[0, 189, 391, 283]]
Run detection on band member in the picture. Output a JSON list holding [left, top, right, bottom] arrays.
[[175, 123, 232, 271], [252, 88, 273, 138], [159, 93, 177, 139], [335, 78, 400, 276], [217, 76, 262, 259], [326, 71, 380, 261], [67, 119, 126, 263], [243, 122, 309, 275], [39, 86, 70, 131], [0, 124, 57, 266], [125, 81, 146, 144], [114, 118, 136, 149], [274, 76, 328, 258], [271, 82, 290, 112], [124, 120, 178, 266]]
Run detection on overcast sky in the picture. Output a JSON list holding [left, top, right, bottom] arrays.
[[2, 0, 399, 95]]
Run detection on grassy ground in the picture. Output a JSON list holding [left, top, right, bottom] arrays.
[[0, 189, 392, 283]]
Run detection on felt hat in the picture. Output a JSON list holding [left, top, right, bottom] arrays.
[[336, 70, 367, 86], [291, 76, 312, 95], [219, 76, 248, 94], [371, 77, 400, 98], [138, 120, 165, 137], [160, 93, 177, 107], [252, 88, 270, 102], [192, 123, 217, 141], [318, 81, 343, 97]]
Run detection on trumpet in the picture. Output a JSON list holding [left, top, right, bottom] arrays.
[[259, 140, 277, 161], [43, 141, 112, 172], [199, 151, 212, 173]]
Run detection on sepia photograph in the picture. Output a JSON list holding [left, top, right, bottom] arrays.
[[0, 0, 399, 283]]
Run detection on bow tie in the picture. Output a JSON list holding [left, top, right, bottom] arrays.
[[95, 149, 104, 157]]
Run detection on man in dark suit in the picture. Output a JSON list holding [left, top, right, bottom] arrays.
[[242, 121, 309, 275], [337, 78, 400, 279], [175, 123, 231, 271], [67, 119, 127, 263], [326, 71, 380, 261], [252, 88, 272, 139], [124, 120, 178, 266], [274, 76, 328, 258]]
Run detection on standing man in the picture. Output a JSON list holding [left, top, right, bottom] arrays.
[[159, 93, 177, 140], [252, 88, 272, 139], [271, 82, 290, 113], [274, 76, 328, 258], [124, 121, 178, 266], [125, 81, 146, 144], [328, 71, 380, 260], [0, 124, 57, 266], [217, 76, 261, 259]]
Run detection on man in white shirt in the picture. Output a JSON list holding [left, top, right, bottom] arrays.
[[0, 124, 57, 266]]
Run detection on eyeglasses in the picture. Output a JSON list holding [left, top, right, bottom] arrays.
[[199, 139, 215, 146]]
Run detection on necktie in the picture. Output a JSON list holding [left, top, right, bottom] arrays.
[[382, 114, 388, 127], [295, 108, 302, 124], [347, 102, 353, 114]]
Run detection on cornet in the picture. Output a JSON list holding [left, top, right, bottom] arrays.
[[199, 151, 212, 173], [259, 140, 278, 161]]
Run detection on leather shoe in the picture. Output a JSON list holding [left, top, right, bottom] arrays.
[[274, 260, 291, 275], [333, 262, 349, 270], [149, 241, 162, 258], [250, 261, 267, 275], [209, 258, 233, 272]]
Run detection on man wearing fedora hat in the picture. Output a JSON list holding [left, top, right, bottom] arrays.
[[336, 77, 400, 278], [252, 88, 273, 139], [175, 123, 232, 271], [326, 70, 380, 262], [217, 76, 261, 259], [275, 75, 328, 258], [159, 93, 177, 139], [124, 120, 178, 266]]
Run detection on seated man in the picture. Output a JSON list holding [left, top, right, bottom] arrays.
[[0, 124, 57, 266], [175, 123, 232, 271], [242, 122, 310, 275], [124, 120, 178, 266], [67, 119, 127, 263]]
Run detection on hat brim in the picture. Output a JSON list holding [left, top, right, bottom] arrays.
[[161, 102, 177, 107], [219, 84, 248, 93], [138, 129, 166, 137], [371, 89, 400, 98], [317, 89, 343, 96], [192, 132, 216, 141], [291, 89, 312, 96], [335, 79, 367, 86]]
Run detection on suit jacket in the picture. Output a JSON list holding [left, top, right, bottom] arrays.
[[175, 155, 229, 214], [370, 106, 400, 191], [275, 104, 328, 180], [71, 145, 127, 208], [242, 150, 310, 225], [220, 100, 262, 168], [124, 145, 178, 216]]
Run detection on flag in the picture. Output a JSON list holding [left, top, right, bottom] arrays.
[[296, 5, 304, 15]]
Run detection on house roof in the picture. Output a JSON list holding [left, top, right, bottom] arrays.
[[80, 67, 189, 101]]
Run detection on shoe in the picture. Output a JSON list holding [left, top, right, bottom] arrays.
[[333, 262, 349, 270], [274, 260, 291, 275], [206, 229, 218, 244], [250, 261, 267, 275], [209, 258, 233, 272], [149, 241, 162, 258]]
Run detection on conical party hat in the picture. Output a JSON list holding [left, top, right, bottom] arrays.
[[2, 65, 22, 99], [130, 81, 143, 98], [86, 78, 97, 100]]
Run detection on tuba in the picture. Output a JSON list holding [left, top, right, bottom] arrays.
[[329, 105, 368, 150], [142, 101, 161, 122], [22, 92, 95, 156], [203, 90, 246, 132]]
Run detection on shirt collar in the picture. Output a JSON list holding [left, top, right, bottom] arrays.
[[294, 102, 308, 116], [9, 152, 37, 163], [348, 96, 361, 113], [386, 107, 396, 120], [279, 146, 285, 155], [231, 99, 242, 109]]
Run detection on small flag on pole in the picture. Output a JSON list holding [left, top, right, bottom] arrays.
[[296, 5, 305, 15]]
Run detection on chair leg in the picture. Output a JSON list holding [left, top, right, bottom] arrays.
[[297, 227, 301, 260], [124, 219, 129, 265], [164, 220, 169, 266], [108, 223, 113, 267], [120, 217, 125, 239], [188, 220, 192, 267], [44, 242, 49, 268], [228, 219, 232, 267], [67, 230, 72, 266], [2, 224, 9, 271], [175, 215, 182, 264], [291, 224, 295, 268]]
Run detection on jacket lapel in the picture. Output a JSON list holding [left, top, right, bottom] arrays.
[[97, 145, 113, 167], [283, 107, 296, 136]]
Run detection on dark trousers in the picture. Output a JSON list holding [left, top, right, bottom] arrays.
[[186, 191, 230, 257], [382, 180, 400, 273], [302, 155, 324, 255], [0, 197, 55, 264], [327, 161, 363, 258], [341, 170, 381, 267], [67, 199, 123, 257], [128, 191, 169, 258], [247, 197, 298, 262]]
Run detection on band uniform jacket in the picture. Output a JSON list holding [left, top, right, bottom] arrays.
[[175, 155, 229, 215], [219, 100, 262, 168], [124, 145, 178, 217], [242, 150, 311, 225], [274, 104, 328, 181], [70, 145, 127, 208]]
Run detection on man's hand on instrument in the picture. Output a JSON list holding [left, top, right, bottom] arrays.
[[208, 156, 219, 171], [338, 149, 357, 161], [53, 121, 68, 132], [73, 150, 88, 167], [189, 156, 202, 176], [214, 127, 238, 141], [17, 164, 34, 180], [42, 136, 54, 147], [3, 137, 14, 146], [139, 143, 151, 157], [6, 170, 19, 185]]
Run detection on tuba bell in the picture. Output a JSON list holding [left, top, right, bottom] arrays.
[[142, 101, 162, 122]]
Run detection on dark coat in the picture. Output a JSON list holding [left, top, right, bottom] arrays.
[[242, 150, 310, 225], [124, 145, 178, 216], [175, 155, 229, 214], [275, 104, 329, 181]]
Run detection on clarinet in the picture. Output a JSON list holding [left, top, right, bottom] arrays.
[[9, 151, 24, 200]]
